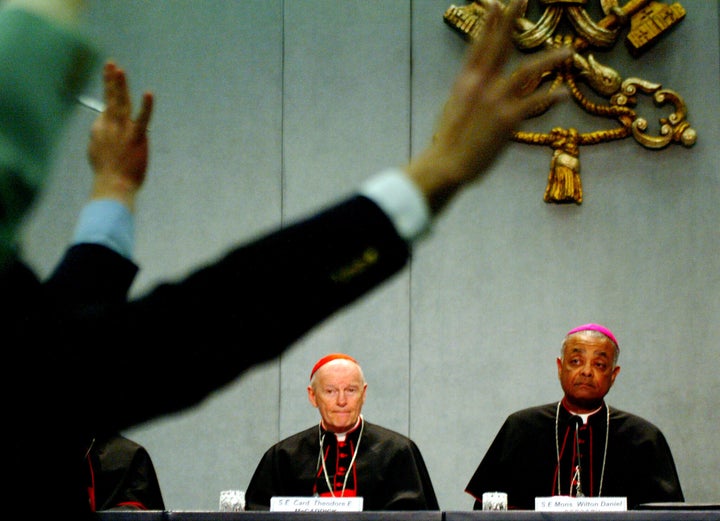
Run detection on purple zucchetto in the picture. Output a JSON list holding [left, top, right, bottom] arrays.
[[567, 323, 619, 351]]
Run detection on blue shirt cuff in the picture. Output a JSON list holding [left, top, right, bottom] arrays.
[[72, 199, 134, 259], [359, 168, 431, 243]]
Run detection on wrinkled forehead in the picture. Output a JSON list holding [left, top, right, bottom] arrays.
[[313, 359, 365, 386], [563, 332, 617, 359]]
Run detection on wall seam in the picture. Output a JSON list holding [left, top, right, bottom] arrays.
[[277, 0, 287, 443], [407, 0, 415, 440]]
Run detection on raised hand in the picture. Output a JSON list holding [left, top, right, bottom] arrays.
[[406, 0, 572, 213], [87, 61, 154, 210]]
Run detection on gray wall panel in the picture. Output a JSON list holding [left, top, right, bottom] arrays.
[[277, 0, 413, 442]]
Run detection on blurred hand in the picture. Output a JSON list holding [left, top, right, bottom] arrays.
[[406, 0, 571, 213], [87, 61, 154, 211]]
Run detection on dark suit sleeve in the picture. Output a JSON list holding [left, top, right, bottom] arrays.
[[43, 243, 139, 309], [69, 195, 411, 432]]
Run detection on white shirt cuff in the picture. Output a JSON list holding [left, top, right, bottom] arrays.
[[359, 167, 431, 243], [72, 199, 134, 259]]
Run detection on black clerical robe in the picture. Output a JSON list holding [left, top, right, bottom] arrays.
[[88, 434, 165, 511], [465, 401, 684, 510], [245, 419, 439, 510]]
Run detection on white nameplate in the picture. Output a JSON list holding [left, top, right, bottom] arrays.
[[535, 496, 627, 511], [270, 496, 363, 512]]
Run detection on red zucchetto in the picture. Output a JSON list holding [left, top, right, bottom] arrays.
[[310, 353, 358, 380]]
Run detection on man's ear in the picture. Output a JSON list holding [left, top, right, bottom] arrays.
[[556, 357, 563, 379], [307, 385, 318, 407]]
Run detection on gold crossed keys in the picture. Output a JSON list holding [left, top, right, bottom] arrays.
[[444, 0, 696, 204]]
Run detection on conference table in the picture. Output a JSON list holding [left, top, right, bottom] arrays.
[[97, 507, 720, 521]]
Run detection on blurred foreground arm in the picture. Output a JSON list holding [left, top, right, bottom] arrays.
[[44, 0, 572, 448]]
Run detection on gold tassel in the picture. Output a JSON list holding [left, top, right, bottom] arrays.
[[544, 128, 582, 204]]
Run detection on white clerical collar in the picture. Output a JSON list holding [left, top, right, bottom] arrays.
[[562, 398, 604, 424], [321, 415, 363, 442], [573, 405, 603, 425]]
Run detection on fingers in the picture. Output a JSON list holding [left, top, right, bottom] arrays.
[[460, 1, 571, 123], [101, 60, 153, 141], [503, 47, 572, 115], [132, 92, 154, 142], [512, 47, 572, 117], [508, 47, 572, 95], [463, 0, 523, 77], [103, 60, 131, 119], [101, 61, 117, 114]]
